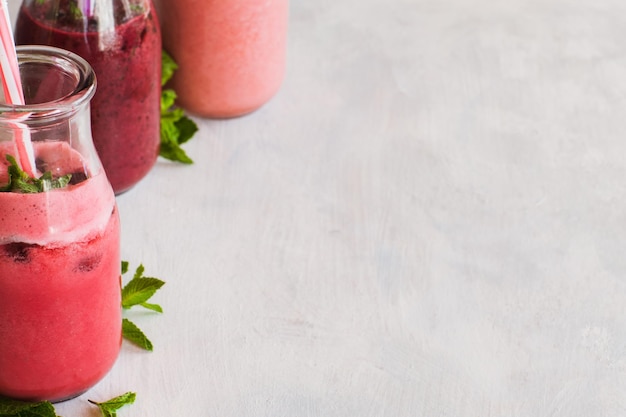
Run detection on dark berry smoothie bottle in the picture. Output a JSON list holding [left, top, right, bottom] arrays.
[[15, 0, 162, 194]]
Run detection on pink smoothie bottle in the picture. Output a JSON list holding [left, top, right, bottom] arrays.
[[155, 0, 289, 118], [15, 0, 162, 194], [0, 46, 121, 402]]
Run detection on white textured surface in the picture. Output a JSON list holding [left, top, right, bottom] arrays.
[[11, 0, 626, 415]]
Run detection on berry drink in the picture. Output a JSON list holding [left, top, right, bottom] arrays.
[[15, 0, 162, 194]]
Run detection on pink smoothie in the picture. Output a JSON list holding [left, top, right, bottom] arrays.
[[0, 142, 121, 402], [156, 0, 288, 118]]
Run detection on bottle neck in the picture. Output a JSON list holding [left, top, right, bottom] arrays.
[[0, 46, 100, 177]]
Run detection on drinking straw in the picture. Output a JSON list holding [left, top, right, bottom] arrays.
[[0, 0, 36, 177], [0, 4, 21, 103], [78, 0, 95, 17]]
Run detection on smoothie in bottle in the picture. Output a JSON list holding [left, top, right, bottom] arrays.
[[0, 46, 121, 402], [15, 0, 162, 194], [155, 0, 288, 118]]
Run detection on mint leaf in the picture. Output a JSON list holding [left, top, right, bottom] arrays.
[[88, 392, 136, 417], [121, 263, 165, 310], [122, 318, 153, 351], [174, 116, 199, 145], [0, 397, 58, 417], [161, 50, 178, 86], [122, 277, 165, 309], [139, 302, 163, 313], [132, 264, 144, 280], [160, 91, 195, 164], [121, 261, 129, 275], [39, 171, 71, 191], [160, 89, 177, 113], [0, 155, 72, 193], [159, 51, 197, 164], [120, 262, 164, 350], [159, 135, 194, 164]]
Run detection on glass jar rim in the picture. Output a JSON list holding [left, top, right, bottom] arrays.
[[0, 45, 96, 117]]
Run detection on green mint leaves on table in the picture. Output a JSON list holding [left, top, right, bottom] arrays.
[[122, 318, 153, 351], [0, 155, 72, 193], [88, 392, 136, 417], [160, 50, 198, 164], [121, 262, 165, 351], [0, 397, 59, 417], [0, 392, 135, 417]]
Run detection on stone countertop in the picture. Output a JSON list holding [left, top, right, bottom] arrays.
[[12, 0, 626, 415]]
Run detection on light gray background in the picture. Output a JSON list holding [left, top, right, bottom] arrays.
[[9, 0, 626, 415]]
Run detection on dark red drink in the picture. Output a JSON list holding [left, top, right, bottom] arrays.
[[15, 0, 162, 194]]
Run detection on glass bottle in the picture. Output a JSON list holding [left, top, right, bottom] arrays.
[[0, 46, 121, 402], [155, 0, 289, 118], [15, 0, 162, 194]]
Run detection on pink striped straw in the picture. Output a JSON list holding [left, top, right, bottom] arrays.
[[0, 0, 36, 177]]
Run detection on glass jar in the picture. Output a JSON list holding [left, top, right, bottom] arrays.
[[15, 0, 162, 194], [0, 46, 121, 402], [155, 0, 289, 118]]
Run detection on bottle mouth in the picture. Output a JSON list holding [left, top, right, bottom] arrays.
[[0, 45, 96, 118]]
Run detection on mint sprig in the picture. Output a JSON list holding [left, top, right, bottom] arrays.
[[0, 397, 58, 417], [88, 392, 136, 417], [0, 155, 72, 193], [159, 50, 197, 164], [122, 263, 165, 311], [0, 392, 136, 417], [121, 262, 165, 351]]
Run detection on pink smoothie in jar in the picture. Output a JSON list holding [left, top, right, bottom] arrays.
[[0, 143, 121, 402], [15, 0, 162, 194], [0, 45, 121, 402], [156, 0, 288, 118]]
